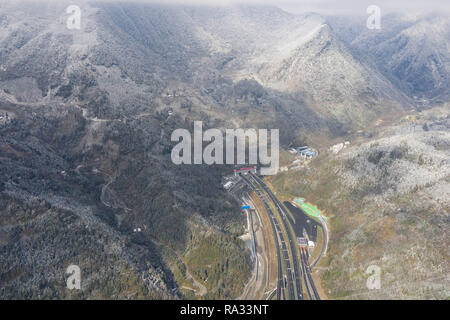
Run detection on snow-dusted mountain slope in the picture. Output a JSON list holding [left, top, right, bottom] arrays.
[[328, 13, 450, 103]]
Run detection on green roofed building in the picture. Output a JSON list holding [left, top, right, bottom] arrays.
[[300, 202, 321, 217]]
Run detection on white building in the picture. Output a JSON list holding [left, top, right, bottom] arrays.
[[223, 181, 233, 189]]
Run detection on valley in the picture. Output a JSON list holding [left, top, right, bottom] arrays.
[[0, 1, 448, 300]]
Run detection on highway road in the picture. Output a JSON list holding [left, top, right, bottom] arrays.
[[311, 215, 329, 270], [234, 172, 321, 300], [300, 247, 320, 300], [244, 173, 321, 300], [241, 174, 289, 300], [284, 201, 327, 271], [250, 174, 305, 300], [242, 174, 306, 300]]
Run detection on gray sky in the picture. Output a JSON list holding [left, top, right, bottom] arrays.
[[277, 0, 450, 15], [6, 0, 448, 16], [91, 0, 449, 15]]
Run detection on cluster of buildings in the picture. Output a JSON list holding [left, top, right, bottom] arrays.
[[233, 166, 257, 176], [223, 181, 233, 189], [297, 237, 315, 248], [278, 146, 318, 172], [288, 146, 317, 159]]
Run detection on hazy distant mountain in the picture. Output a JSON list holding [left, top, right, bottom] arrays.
[[328, 13, 450, 103], [0, 3, 413, 131]]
